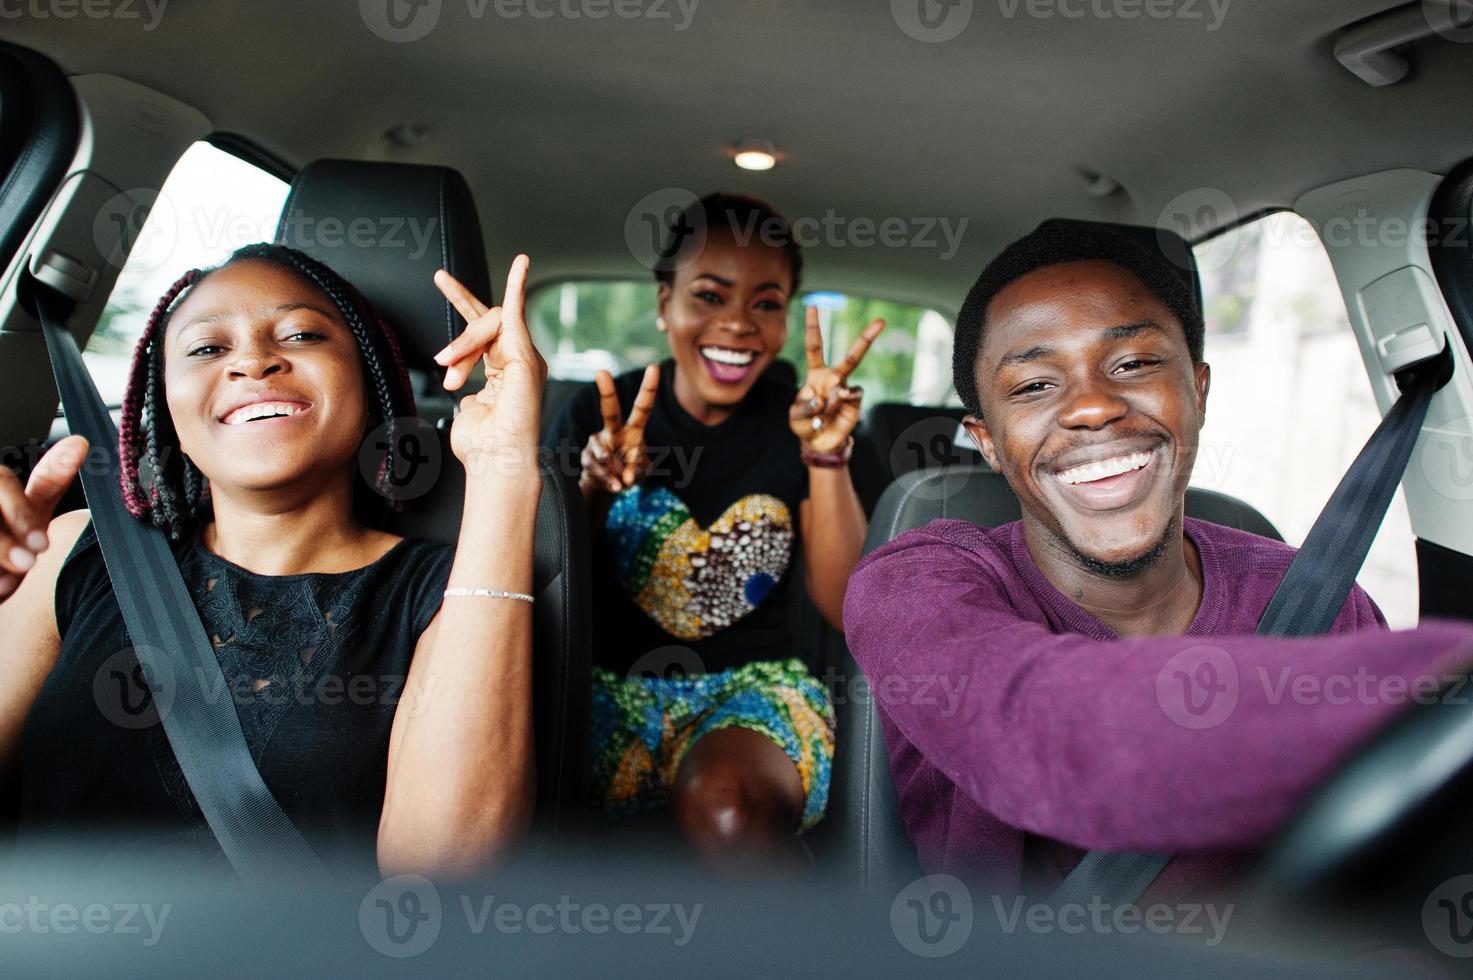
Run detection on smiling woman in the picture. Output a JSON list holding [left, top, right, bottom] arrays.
[[547, 193, 886, 874], [0, 243, 547, 878]]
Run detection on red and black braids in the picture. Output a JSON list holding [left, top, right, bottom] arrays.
[[118, 243, 418, 540]]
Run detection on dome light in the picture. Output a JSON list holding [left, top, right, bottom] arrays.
[[732, 138, 778, 171]]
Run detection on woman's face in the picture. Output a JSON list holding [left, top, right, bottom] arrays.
[[162, 259, 370, 498], [657, 230, 793, 416]]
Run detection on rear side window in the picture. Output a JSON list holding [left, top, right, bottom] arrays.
[[528, 280, 955, 406], [83, 142, 289, 406], [1191, 211, 1417, 626]]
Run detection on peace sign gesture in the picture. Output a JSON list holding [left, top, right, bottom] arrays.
[[433, 254, 548, 475], [579, 364, 660, 499], [789, 306, 886, 455]]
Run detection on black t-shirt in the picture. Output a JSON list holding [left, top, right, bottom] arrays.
[[549, 359, 809, 675], [18, 524, 453, 870]]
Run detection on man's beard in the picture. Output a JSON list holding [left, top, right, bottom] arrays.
[[1068, 520, 1177, 579]]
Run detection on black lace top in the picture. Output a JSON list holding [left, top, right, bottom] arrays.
[[17, 524, 454, 869]]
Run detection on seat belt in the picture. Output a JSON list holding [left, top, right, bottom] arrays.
[[1047, 343, 1454, 910], [30, 283, 322, 881]]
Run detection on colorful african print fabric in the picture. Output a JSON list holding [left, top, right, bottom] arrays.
[[591, 658, 835, 833], [606, 485, 794, 642]]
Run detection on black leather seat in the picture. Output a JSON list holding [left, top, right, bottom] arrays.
[[824, 217, 1276, 891], [274, 159, 591, 851], [851, 403, 979, 515]]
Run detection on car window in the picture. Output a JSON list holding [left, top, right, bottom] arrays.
[[1191, 211, 1417, 627], [528, 280, 956, 406], [82, 142, 290, 406]]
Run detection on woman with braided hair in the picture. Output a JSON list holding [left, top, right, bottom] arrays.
[[0, 243, 546, 876]]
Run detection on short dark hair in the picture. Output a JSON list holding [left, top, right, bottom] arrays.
[[952, 222, 1205, 415], [653, 192, 803, 294]]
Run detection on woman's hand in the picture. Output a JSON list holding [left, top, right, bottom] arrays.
[[0, 436, 87, 601], [789, 306, 886, 455], [433, 256, 548, 478], [579, 364, 660, 498]]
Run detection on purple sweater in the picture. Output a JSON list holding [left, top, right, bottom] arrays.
[[842, 517, 1473, 899]]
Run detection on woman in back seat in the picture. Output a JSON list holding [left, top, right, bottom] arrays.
[[0, 243, 545, 877], [550, 193, 884, 872]]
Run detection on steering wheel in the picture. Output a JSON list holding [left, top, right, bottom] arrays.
[[1249, 669, 1473, 921]]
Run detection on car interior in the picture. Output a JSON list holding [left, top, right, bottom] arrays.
[[2, 1, 1473, 975]]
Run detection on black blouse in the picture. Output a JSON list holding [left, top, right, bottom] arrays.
[[17, 524, 453, 870], [548, 359, 810, 675]]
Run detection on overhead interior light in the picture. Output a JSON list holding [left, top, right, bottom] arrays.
[[732, 138, 778, 172], [1079, 168, 1122, 199], [384, 123, 430, 149]]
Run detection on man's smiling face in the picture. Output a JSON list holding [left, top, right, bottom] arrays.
[[963, 259, 1211, 576]]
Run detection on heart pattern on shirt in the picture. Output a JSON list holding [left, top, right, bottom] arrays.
[[606, 486, 793, 641]]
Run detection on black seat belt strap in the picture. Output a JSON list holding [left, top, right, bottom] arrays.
[[33, 285, 321, 881], [1047, 345, 1453, 910], [1255, 349, 1449, 636]]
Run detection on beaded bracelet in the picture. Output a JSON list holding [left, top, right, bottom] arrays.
[[801, 436, 854, 469], [443, 587, 535, 603]]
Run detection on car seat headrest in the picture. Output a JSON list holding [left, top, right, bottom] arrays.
[[274, 159, 491, 375]]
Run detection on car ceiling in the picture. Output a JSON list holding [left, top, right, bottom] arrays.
[[8, 0, 1473, 313]]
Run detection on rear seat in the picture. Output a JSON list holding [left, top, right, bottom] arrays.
[[851, 402, 981, 515]]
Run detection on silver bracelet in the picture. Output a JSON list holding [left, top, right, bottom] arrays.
[[443, 587, 535, 604]]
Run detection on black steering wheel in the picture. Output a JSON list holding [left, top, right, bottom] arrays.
[[1248, 669, 1473, 938]]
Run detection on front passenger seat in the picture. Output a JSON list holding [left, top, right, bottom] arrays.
[[275, 159, 591, 852]]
